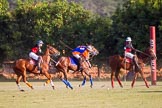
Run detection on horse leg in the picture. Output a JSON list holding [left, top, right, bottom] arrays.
[[139, 71, 149, 88], [131, 72, 138, 88], [89, 75, 93, 88], [44, 79, 51, 86], [81, 76, 86, 87], [16, 75, 24, 91], [24, 80, 34, 89], [14, 67, 24, 91], [115, 70, 123, 88], [83, 70, 93, 88], [79, 71, 86, 87], [44, 72, 55, 90], [61, 71, 73, 90], [22, 71, 34, 89], [111, 71, 115, 88]]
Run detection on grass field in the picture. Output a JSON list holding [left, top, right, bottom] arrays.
[[0, 80, 162, 108]]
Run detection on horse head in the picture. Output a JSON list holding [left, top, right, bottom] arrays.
[[144, 47, 157, 60], [87, 45, 99, 56], [47, 45, 60, 57]]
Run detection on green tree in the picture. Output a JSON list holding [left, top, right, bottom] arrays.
[[107, 0, 162, 58]]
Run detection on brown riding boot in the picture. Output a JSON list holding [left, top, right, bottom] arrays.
[[78, 58, 83, 71], [37, 57, 42, 73]]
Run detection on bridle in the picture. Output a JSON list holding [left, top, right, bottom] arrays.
[[47, 46, 60, 57]]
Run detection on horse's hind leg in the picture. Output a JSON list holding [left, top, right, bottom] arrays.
[[111, 71, 115, 88], [16, 75, 24, 91], [22, 71, 34, 89], [14, 67, 24, 91]]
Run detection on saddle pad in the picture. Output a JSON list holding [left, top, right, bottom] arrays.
[[29, 59, 36, 65], [69, 57, 79, 65], [125, 57, 132, 63]]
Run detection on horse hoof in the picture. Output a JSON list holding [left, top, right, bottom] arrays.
[[90, 85, 93, 88], [31, 86, 34, 89], [20, 89, 25, 92], [44, 83, 46, 86], [79, 85, 81, 87], [52, 86, 55, 90]]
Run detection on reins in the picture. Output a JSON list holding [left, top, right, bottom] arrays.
[[135, 49, 152, 58]]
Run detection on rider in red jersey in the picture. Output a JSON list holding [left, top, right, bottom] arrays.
[[29, 40, 44, 73], [124, 37, 141, 71]]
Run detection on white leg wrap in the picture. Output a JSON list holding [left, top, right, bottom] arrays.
[[17, 84, 22, 90], [50, 80, 54, 86]]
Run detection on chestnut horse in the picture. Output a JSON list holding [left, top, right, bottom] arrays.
[[13, 45, 60, 91], [109, 47, 156, 88], [54, 45, 99, 89]]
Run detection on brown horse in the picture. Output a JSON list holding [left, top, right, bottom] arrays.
[[54, 45, 99, 89], [109, 47, 156, 88], [13, 45, 60, 91]]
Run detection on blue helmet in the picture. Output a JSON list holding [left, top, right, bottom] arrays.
[[37, 40, 44, 45]]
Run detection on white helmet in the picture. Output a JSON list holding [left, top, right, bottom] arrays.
[[126, 37, 132, 41], [37, 40, 44, 45], [87, 45, 93, 52]]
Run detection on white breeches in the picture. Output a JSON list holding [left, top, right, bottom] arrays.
[[29, 52, 39, 60], [73, 54, 81, 59], [125, 52, 134, 59]]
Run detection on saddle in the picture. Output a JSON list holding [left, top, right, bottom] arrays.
[[69, 57, 79, 65], [28, 58, 43, 73], [69, 57, 81, 71], [29, 58, 37, 65], [124, 57, 132, 63]]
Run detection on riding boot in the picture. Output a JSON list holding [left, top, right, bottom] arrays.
[[37, 57, 42, 73], [78, 58, 83, 71], [133, 57, 141, 72]]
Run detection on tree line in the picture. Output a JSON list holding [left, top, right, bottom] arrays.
[[0, 0, 162, 66]]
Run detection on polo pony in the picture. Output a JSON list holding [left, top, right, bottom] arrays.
[[13, 44, 60, 91], [54, 45, 99, 89], [109, 47, 156, 88]]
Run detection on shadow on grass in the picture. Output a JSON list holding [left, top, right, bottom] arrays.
[[138, 90, 162, 93]]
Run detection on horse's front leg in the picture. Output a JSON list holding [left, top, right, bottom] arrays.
[[44, 71, 55, 90], [139, 70, 149, 88], [131, 72, 138, 88], [83, 70, 93, 88], [61, 71, 73, 90], [79, 71, 86, 87]]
